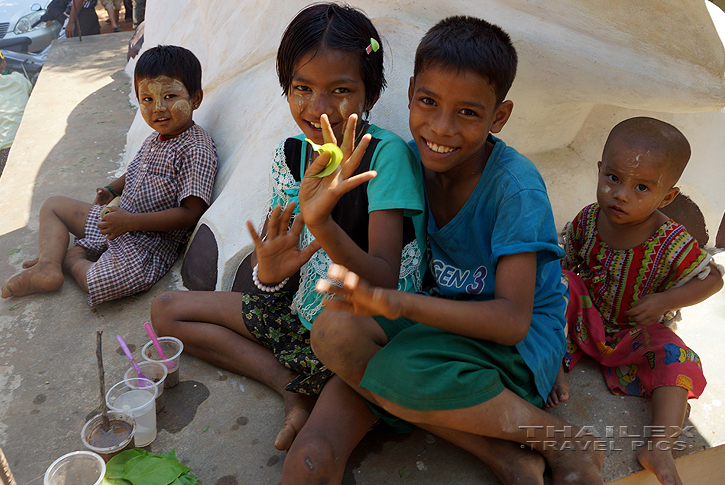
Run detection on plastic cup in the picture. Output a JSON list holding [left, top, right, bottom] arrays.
[[106, 378, 158, 447], [141, 336, 183, 388], [80, 412, 136, 463], [44, 450, 105, 485], [124, 361, 167, 412]]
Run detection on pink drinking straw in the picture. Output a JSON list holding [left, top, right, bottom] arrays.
[[144, 322, 176, 369], [116, 334, 151, 388]]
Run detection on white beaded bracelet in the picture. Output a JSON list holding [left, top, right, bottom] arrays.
[[252, 264, 289, 293]]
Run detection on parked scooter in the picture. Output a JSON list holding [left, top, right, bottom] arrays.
[[0, 37, 47, 86], [0, 2, 65, 86]]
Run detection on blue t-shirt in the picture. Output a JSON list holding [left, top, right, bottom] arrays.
[[411, 134, 567, 400]]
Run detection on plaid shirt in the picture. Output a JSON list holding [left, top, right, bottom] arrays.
[[119, 123, 217, 260]]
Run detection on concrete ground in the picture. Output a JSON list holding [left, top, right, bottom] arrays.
[[1, 33, 725, 485]]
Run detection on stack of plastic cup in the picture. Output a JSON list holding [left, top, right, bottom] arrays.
[[142, 336, 183, 388], [124, 361, 168, 412], [105, 378, 158, 447], [44, 450, 105, 485]]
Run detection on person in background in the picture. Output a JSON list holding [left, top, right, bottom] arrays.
[[0, 51, 33, 178], [65, 0, 101, 38], [101, 0, 122, 32], [123, 0, 132, 22], [133, 0, 145, 29]]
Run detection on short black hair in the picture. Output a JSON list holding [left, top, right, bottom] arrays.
[[603, 117, 691, 185], [134, 45, 202, 97], [414, 16, 517, 105], [276, 3, 385, 115]]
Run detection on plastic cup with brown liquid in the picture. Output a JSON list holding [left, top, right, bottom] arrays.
[[81, 411, 136, 463]]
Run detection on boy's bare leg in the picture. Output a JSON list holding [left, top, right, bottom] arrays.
[[151, 290, 315, 450], [2, 196, 91, 298], [105, 5, 119, 29], [636, 386, 687, 485], [383, 390, 603, 484], [311, 310, 603, 485], [420, 424, 545, 485], [545, 364, 570, 408], [62, 246, 92, 292], [282, 376, 377, 484]]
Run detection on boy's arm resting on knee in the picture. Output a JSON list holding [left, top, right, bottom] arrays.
[[403, 252, 536, 345], [98, 195, 207, 239], [323, 252, 536, 345], [626, 264, 724, 325]]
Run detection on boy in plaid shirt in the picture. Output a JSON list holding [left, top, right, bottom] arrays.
[[2, 45, 217, 305]]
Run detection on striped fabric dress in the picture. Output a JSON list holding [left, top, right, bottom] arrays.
[[562, 203, 710, 398]]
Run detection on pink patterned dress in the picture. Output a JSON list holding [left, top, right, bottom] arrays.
[[563, 203, 710, 398]]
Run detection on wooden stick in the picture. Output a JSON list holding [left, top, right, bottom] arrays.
[[96, 331, 110, 431], [0, 446, 17, 485]]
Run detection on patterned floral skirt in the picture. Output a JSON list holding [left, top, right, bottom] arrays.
[[241, 292, 333, 396], [563, 271, 706, 398]]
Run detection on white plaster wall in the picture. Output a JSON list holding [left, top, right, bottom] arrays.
[[123, 0, 725, 290]]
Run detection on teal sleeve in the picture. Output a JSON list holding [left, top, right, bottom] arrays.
[[365, 129, 425, 217]]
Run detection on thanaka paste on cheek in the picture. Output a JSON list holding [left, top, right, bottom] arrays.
[[292, 92, 305, 116], [170, 98, 192, 119], [338, 97, 349, 117]]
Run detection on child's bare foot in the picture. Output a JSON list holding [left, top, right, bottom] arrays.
[[543, 433, 604, 485], [637, 443, 682, 485], [1, 263, 64, 298], [275, 392, 316, 451], [545, 365, 570, 408], [22, 257, 39, 269], [487, 440, 546, 485]]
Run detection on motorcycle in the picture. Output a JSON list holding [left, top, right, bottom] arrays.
[[0, 1, 66, 86], [0, 37, 48, 86]]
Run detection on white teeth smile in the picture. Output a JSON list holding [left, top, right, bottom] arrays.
[[310, 121, 322, 129], [426, 140, 455, 153]]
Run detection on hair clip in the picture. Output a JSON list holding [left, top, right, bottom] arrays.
[[365, 38, 380, 55]]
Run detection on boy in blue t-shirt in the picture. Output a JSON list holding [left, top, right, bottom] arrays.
[[311, 16, 604, 484]]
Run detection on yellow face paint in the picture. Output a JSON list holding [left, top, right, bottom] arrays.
[[137, 75, 199, 137]]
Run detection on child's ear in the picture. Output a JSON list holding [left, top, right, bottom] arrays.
[[191, 89, 203, 110], [489, 100, 513, 134], [597, 161, 602, 172], [407, 76, 415, 109], [659, 186, 680, 209]]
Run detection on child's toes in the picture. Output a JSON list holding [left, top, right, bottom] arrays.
[[544, 384, 569, 408]]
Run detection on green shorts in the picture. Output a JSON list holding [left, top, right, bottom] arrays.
[[362, 317, 543, 411]]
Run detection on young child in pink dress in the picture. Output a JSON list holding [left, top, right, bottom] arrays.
[[548, 117, 724, 485]]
